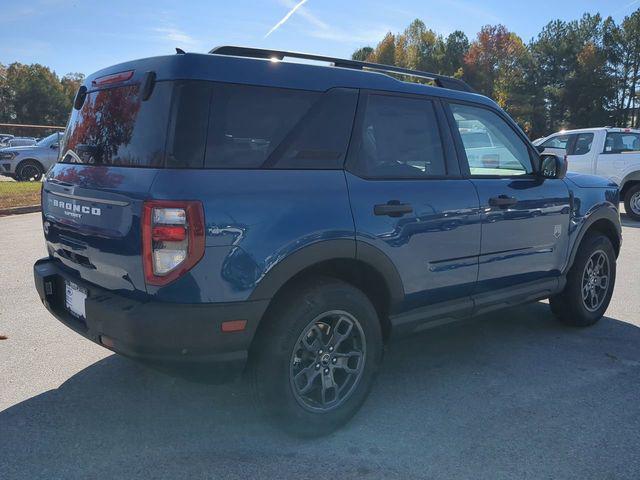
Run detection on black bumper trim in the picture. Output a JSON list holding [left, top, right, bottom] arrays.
[[34, 258, 270, 382]]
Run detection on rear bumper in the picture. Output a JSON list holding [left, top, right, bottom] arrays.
[[33, 258, 269, 382]]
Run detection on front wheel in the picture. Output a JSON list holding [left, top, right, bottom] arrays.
[[624, 183, 640, 221], [550, 233, 616, 326], [250, 277, 383, 437], [16, 160, 44, 182]]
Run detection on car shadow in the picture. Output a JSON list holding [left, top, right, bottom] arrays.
[[2, 302, 640, 479], [620, 212, 640, 228]]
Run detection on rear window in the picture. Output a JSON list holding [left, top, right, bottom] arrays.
[[61, 81, 357, 170], [61, 83, 173, 167]]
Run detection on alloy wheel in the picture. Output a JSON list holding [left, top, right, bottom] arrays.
[[630, 191, 640, 216], [581, 249, 610, 312], [289, 310, 366, 412]]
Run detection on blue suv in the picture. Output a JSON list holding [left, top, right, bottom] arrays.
[[34, 46, 621, 436]]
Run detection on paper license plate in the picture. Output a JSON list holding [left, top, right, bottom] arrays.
[[65, 281, 87, 319]]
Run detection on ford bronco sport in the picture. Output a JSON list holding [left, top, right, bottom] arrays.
[[34, 46, 621, 436]]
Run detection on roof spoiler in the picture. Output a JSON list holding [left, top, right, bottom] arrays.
[[209, 45, 475, 93]]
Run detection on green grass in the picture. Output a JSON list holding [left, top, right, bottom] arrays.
[[0, 181, 41, 210]]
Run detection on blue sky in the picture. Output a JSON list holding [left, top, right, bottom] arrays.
[[1, 0, 637, 77]]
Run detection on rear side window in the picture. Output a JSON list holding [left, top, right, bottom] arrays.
[[571, 133, 594, 155], [203, 84, 356, 169], [62, 82, 173, 166], [349, 94, 446, 178], [604, 132, 640, 153]]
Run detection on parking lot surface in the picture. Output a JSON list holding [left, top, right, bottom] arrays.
[[1, 212, 639, 479]]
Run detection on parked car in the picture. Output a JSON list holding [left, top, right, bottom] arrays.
[[34, 47, 621, 436], [535, 127, 640, 219], [0, 132, 63, 181]]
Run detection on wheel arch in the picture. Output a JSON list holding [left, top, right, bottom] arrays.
[[620, 171, 640, 199], [15, 158, 45, 175], [566, 208, 621, 274], [248, 239, 404, 342]]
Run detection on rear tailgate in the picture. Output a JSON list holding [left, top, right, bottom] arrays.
[[42, 72, 174, 294], [43, 165, 159, 293]]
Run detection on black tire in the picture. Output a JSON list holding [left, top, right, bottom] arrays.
[[624, 183, 640, 221], [16, 160, 44, 182], [549, 233, 616, 326], [249, 277, 383, 437]]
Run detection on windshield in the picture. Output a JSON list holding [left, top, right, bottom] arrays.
[[36, 132, 60, 147]]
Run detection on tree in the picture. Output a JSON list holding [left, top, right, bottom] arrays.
[[443, 31, 469, 77], [0, 63, 82, 128], [351, 9, 640, 136], [462, 25, 536, 133], [369, 32, 397, 66], [352, 47, 373, 62]]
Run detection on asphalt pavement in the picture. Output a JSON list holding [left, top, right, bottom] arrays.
[[1, 212, 639, 479]]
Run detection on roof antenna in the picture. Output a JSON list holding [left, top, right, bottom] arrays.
[[175, 48, 186, 54]]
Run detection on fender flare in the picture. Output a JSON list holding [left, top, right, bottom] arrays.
[[564, 204, 621, 273], [620, 171, 640, 195], [248, 239, 404, 306]]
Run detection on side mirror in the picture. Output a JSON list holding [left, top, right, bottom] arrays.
[[51, 143, 59, 149], [539, 154, 567, 179]]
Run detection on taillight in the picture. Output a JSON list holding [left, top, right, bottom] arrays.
[[142, 200, 205, 286]]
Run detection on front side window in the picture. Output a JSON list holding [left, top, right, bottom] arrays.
[[541, 134, 571, 150], [571, 133, 594, 156], [604, 132, 640, 154], [451, 103, 532, 176], [350, 94, 446, 178]]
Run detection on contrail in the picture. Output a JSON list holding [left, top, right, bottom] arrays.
[[616, 0, 640, 13], [265, 0, 309, 38]]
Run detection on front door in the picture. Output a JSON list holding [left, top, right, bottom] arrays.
[[447, 102, 571, 293], [346, 92, 481, 312]]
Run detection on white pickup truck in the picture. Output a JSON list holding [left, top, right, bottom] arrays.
[[534, 127, 640, 220]]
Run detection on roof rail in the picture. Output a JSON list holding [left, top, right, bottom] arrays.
[[209, 45, 475, 93]]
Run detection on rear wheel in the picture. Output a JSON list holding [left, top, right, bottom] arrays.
[[624, 183, 640, 221], [16, 160, 44, 182], [250, 277, 383, 437], [550, 233, 616, 326]]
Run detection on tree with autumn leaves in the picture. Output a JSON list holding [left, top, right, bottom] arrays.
[[0, 63, 83, 134], [353, 10, 640, 138]]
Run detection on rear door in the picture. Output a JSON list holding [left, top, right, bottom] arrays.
[[345, 92, 481, 312], [445, 102, 571, 293]]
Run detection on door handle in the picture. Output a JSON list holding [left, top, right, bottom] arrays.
[[488, 195, 518, 208], [374, 201, 413, 217]]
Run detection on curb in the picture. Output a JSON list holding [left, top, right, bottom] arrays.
[[0, 205, 41, 217]]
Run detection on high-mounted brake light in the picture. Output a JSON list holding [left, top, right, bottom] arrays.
[[142, 200, 205, 286], [92, 70, 134, 87]]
